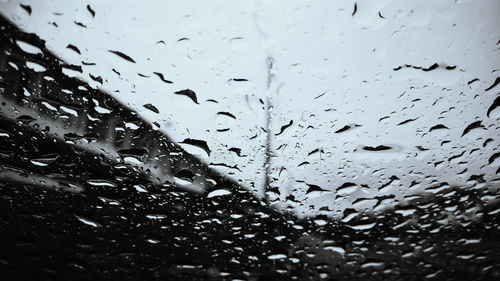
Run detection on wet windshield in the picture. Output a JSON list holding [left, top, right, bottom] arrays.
[[0, 1, 499, 280]]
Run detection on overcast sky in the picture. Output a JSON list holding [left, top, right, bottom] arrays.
[[2, 0, 499, 217]]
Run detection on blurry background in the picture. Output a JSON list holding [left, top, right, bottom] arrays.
[[1, 0, 498, 218]]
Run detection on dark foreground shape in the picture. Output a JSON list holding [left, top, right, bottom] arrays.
[[1, 15, 499, 280]]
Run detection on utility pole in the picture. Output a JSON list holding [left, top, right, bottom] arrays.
[[262, 56, 274, 205]]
